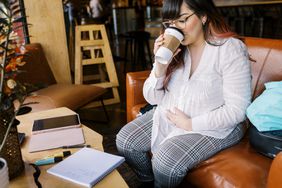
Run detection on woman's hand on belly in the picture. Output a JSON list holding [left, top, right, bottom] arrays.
[[166, 107, 192, 131]]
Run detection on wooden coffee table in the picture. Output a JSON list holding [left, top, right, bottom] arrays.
[[10, 107, 128, 188]]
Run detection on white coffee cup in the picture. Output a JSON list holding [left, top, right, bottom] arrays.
[[0, 158, 9, 188], [155, 27, 184, 64]]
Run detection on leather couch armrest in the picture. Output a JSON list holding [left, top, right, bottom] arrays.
[[267, 152, 282, 188], [126, 71, 150, 122]]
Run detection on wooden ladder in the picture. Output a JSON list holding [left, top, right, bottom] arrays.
[[75, 24, 120, 107]]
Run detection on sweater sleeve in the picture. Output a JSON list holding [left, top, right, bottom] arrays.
[[192, 38, 252, 131], [143, 64, 166, 105]]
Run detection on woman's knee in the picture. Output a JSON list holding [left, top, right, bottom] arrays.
[[152, 143, 187, 183], [116, 122, 149, 152], [152, 157, 186, 187], [116, 124, 132, 151]]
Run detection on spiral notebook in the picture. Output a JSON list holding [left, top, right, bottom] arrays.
[[47, 148, 125, 187]]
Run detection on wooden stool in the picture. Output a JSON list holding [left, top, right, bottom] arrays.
[[75, 24, 120, 107]]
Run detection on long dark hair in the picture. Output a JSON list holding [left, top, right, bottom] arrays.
[[161, 0, 236, 90]]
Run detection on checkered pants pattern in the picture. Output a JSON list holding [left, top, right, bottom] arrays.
[[116, 109, 245, 188]]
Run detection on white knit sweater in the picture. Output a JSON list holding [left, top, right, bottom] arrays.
[[143, 38, 252, 153]]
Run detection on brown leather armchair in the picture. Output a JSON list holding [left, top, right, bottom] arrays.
[[126, 37, 282, 188]]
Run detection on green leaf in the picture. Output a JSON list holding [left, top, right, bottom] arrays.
[[0, 17, 8, 25], [0, 2, 9, 18]]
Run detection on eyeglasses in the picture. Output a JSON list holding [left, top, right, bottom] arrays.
[[162, 13, 195, 29]]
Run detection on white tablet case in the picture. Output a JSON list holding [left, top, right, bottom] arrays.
[[29, 127, 85, 152]]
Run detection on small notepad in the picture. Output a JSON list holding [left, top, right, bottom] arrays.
[[47, 148, 125, 187]]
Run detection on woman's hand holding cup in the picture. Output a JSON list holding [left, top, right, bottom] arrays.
[[154, 34, 169, 77], [154, 28, 183, 77], [154, 34, 165, 55]]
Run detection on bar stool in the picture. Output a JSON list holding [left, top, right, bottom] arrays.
[[123, 30, 153, 72]]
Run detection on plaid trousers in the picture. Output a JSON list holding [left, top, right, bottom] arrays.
[[116, 108, 244, 188]]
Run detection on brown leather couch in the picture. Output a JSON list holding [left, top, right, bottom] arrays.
[[126, 37, 282, 188], [16, 43, 106, 112]]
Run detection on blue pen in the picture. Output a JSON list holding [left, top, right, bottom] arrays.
[[34, 156, 63, 166]]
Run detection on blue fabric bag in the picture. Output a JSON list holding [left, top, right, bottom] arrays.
[[246, 81, 282, 132]]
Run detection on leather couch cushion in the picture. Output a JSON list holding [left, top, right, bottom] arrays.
[[267, 152, 282, 188], [245, 38, 282, 99], [25, 84, 106, 112], [126, 71, 150, 122], [19, 95, 57, 112], [132, 104, 146, 120], [183, 134, 272, 188]]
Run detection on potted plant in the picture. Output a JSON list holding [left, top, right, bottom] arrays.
[[0, 0, 28, 180]]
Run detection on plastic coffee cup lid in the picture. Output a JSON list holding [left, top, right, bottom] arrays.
[[165, 27, 184, 41]]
